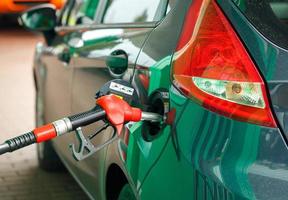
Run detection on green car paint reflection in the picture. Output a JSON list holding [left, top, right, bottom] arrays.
[[66, 0, 100, 25], [125, 56, 172, 191], [124, 2, 282, 197], [124, 52, 257, 199], [126, 55, 262, 199]]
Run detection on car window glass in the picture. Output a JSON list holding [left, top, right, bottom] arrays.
[[58, 0, 99, 26], [233, 0, 288, 49], [68, 0, 100, 25], [102, 0, 167, 24], [58, 0, 76, 26], [166, 0, 177, 14]]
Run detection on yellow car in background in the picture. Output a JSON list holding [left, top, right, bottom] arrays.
[[0, 0, 64, 13]]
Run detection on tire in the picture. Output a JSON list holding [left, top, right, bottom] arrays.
[[117, 184, 136, 200]]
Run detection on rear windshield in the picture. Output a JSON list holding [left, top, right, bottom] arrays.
[[233, 0, 288, 49]]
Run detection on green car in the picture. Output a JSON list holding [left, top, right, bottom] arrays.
[[20, 0, 288, 199]]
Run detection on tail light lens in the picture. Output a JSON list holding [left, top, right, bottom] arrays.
[[172, 0, 276, 127]]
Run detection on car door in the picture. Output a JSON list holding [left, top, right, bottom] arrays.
[[40, 9, 75, 162], [40, 0, 101, 164], [67, 0, 168, 198]]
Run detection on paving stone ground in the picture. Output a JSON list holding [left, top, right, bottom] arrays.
[[0, 19, 89, 200]]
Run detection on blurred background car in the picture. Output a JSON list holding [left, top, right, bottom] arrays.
[[0, 0, 64, 14]]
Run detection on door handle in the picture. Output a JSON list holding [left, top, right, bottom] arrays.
[[57, 47, 71, 64], [35, 43, 71, 65], [106, 50, 128, 78]]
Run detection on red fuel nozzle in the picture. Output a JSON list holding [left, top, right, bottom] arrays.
[[96, 94, 142, 134], [0, 94, 163, 155]]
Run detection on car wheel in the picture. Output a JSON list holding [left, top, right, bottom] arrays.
[[117, 184, 136, 200]]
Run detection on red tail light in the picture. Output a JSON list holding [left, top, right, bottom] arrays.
[[172, 0, 276, 127]]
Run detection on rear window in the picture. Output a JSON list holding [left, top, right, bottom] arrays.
[[102, 0, 168, 24], [233, 0, 288, 49]]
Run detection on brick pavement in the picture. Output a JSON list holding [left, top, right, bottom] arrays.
[[0, 22, 89, 200]]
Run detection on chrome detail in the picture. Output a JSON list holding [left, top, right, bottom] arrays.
[[53, 118, 72, 136], [141, 112, 163, 122], [63, 118, 72, 131], [55, 22, 158, 34]]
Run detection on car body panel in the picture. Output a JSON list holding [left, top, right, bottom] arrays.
[[65, 25, 155, 198], [219, 0, 288, 141], [124, 0, 191, 193], [138, 0, 288, 199], [144, 87, 288, 200], [38, 33, 77, 164]]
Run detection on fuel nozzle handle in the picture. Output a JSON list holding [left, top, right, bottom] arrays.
[[68, 106, 106, 130], [0, 106, 106, 155], [96, 95, 163, 134], [0, 94, 164, 155]]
